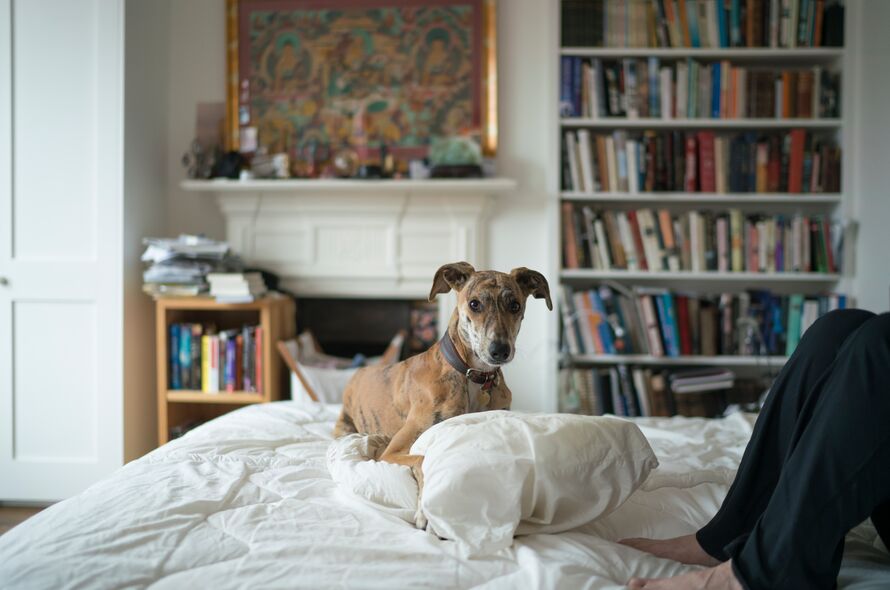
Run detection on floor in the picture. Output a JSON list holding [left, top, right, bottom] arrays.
[[0, 505, 45, 536]]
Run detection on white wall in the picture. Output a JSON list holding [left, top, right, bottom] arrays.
[[851, 0, 890, 313], [124, 0, 171, 459], [165, 0, 561, 411]]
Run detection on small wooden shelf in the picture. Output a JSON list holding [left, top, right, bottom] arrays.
[[567, 354, 789, 367], [561, 117, 841, 129], [559, 47, 844, 60], [166, 390, 265, 404], [155, 294, 296, 445]]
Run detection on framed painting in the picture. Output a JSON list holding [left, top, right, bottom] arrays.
[[224, 0, 498, 161]]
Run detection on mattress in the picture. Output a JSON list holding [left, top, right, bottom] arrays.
[[1, 401, 888, 589]]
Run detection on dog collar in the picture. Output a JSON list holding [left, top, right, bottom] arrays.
[[439, 330, 499, 391]]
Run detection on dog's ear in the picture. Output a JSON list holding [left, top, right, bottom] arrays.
[[510, 267, 553, 310], [429, 262, 476, 301]]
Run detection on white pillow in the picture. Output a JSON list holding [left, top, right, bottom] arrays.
[[327, 411, 658, 556], [291, 366, 358, 404]]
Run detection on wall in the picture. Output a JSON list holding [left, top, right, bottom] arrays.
[[165, 0, 560, 411], [851, 0, 890, 313], [124, 0, 171, 459]]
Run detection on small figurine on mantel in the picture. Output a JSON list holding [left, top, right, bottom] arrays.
[[428, 136, 484, 178]]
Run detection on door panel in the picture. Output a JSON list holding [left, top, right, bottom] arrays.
[[0, 0, 122, 501]]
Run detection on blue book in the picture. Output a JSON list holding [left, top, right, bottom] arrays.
[[711, 62, 721, 118], [686, 0, 700, 47], [179, 324, 191, 390], [838, 295, 847, 309], [559, 56, 574, 117], [717, 0, 729, 47], [572, 57, 583, 117], [648, 57, 660, 118], [730, 0, 741, 47], [656, 293, 681, 357], [169, 324, 181, 390], [588, 290, 616, 354]]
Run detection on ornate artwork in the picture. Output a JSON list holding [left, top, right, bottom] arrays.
[[225, 0, 497, 161]]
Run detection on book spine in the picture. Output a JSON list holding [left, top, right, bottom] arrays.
[[255, 326, 263, 394], [201, 335, 211, 393], [179, 325, 191, 390], [225, 336, 236, 392], [170, 324, 181, 390]]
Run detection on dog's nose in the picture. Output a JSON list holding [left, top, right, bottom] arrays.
[[488, 341, 511, 362]]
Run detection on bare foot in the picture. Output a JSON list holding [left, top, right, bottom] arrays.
[[627, 560, 743, 589], [619, 534, 720, 567]]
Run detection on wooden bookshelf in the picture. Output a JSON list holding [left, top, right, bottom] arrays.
[[155, 294, 296, 445], [554, 0, 848, 415]]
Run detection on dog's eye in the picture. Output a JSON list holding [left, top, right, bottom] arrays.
[[509, 301, 521, 313], [468, 299, 482, 312]]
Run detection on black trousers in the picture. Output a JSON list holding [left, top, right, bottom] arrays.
[[695, 309, 890, 590]]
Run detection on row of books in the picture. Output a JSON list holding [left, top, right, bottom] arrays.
[[558, 283, 850, 358], [560, 57, 840, 120], [559, 365, 735, 418], [561, 129, 841, 194], [169, 323, 264, 393], [561, 0, 844, 49], [561, 205, 843, 274]]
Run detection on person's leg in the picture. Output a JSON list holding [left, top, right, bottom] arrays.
[[726, 312, 890, 589], [696, 308, 877, 560], [622, 309, 876, 565]]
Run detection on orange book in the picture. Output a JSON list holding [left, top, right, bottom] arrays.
[[579, 292, 604, 354], [657, 210, 676, 250], [755, 142, 769, 192], [814, 0, 825, 47], [782, 72, 793, 118], [677, 0, 691, 47], [561, 202, 579, 269], [595, 135, 609, 193]]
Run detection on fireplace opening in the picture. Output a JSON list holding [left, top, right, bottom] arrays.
[[295, 297, 439, 361]]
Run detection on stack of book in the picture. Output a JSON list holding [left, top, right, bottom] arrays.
[[142, 235, 241, 298], [559, 284, 850, 358], [559, 57, 840, 120], [561, 129, 841, 194], [207, 272, 268, 303], [169, 323, 263, 393], [561, 0, 844, 49], [561, 205, 845, 274], [559, 364, 734, 418]]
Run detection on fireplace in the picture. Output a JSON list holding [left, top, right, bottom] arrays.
[[296, 297, 438, 360]]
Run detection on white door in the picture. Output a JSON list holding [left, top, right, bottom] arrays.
[[0, 0, 123, 501]]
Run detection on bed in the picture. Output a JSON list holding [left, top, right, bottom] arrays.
[[1, 401, 888, 589]]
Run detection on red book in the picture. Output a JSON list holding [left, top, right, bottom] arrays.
[[561, 202, 579, 269], [684, 136, 698, 192], [627, 211, 649, 271], [788, 129, 807, 193], [255, 326, 263, 394], [697, 131, 716, 193], [747, 223, 759, 272], [675, 295, 693, 355]]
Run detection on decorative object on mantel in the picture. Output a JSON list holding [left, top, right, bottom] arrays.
[[224, 0, 498, 160], [214, 151, 247, 179], [429, 136, 484, 178]]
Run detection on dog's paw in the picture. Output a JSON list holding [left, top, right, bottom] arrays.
[[414, 505, 428, 530], [365, 433, 391, 460]]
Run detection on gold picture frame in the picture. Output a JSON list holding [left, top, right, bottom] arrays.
[[224, 0, 498, 158]]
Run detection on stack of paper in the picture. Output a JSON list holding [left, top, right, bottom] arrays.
[[668, 368, 735, 394], [142, 235, 242, 298]]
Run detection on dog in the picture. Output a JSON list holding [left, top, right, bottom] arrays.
[[333, 261, 552, 495]]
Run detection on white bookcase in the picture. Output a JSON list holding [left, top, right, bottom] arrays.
[[554, 3, 850, 387]]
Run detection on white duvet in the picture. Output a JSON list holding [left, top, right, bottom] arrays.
[[1, 401, 888, 589]]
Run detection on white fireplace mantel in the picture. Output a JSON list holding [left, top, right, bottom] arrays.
[[182, 178, 517, 300]]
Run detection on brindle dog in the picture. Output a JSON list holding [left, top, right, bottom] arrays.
[[333, 262, 552, 506]]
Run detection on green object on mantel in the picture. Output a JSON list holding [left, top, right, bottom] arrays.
[[428, 136, 483, 166]]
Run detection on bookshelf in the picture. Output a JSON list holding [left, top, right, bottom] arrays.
[[155, 294, 296, 445], [555, 0, 848, 417]]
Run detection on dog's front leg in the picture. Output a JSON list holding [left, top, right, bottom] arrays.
[[378, 419, 428, 530]]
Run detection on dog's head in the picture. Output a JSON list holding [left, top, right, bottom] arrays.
[[429, 262, 552, 367]]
